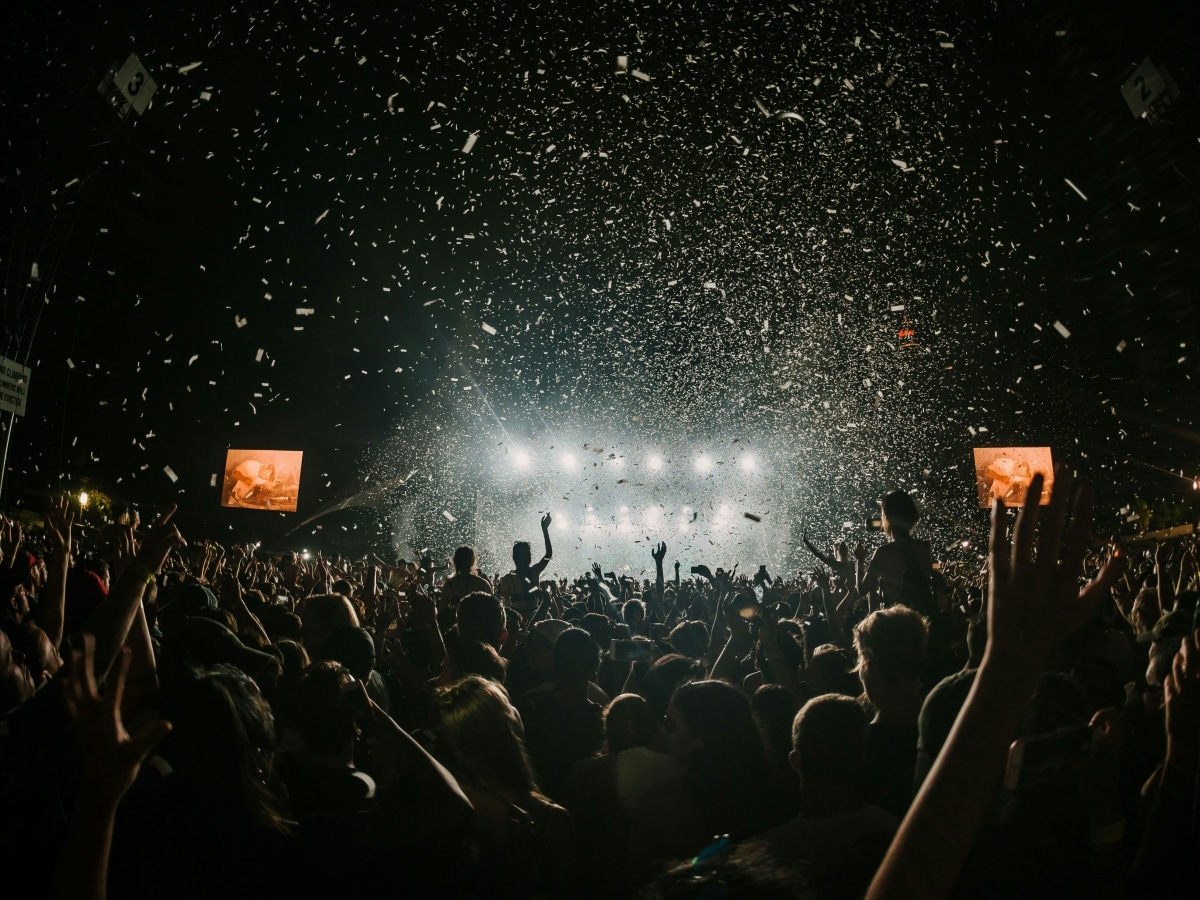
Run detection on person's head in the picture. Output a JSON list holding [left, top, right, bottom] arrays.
[[669, 620, 709, 659], [579, 611, 615, 649], [512, 540, 532, 569], [436, 676, 539, 796], [0, 626, 36, 712], [881, 489, 920, 538], [289, 661, 359, 761], [806, 644, 862, 696], [623, 598, 647, 627], [666, 680, 774, 836], [453, 546, 478, 576], [299, 593, 359, 659], [12, 620, 62, 684], [604, 693, 658, 753], [456, 592, 507, 649], [527, 619, 571, 680], [750, 684, 799, 770], [159, 664, 289, 834], [790, 694, 869, 787], [853, 606, 928, 705], [642, 653, 704, 719], [554, 627, 599, 684], [320, 626, 375, 680]]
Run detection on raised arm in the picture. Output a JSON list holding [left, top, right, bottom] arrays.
[[41, 495, 76, 650], [867, 470, 1123, 900], [82, 506, 186, 685]]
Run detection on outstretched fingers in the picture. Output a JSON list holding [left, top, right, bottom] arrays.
[[1011, 473, 1044, 569]]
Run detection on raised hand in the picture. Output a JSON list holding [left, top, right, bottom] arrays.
[[63, 636, 172, 804], [652, 541, 667, 565], [46, 494, 76, 561], [986, 470, 1123, 674], [136, 505, 187, 574], [541, 512, 553, 531], [1163, 629, 1200, 753]]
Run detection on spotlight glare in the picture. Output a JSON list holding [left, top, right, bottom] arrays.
[[740, 455, 756, 472], [695, 455, 714, 473], [648, 454, 664, 471], [561, 453, 577, 471], [514, 450, 531, 468], [78, 490, 90, 508]]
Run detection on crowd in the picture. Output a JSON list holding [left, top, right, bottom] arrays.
[[1, 474, 1198, 898]]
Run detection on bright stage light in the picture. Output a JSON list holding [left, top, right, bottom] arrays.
[[561, 453, 578, 471], [647, 454, 664, 471], [643, 506, 663, 526], [695, 455, 714, 473], [739, 455, 756, 471], [78, 490, 90, 508], [619, 505, 629, 514], [514, 450, 531, 468]]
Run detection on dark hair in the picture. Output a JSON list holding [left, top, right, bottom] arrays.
[[457, 592, 506, 646], [669, 621, 709, 659], [671, 680, 776, 839], [792, 694, 869, 784], [437, 676, 541, 797], [604, 693, 657, 754], [554, 627, 599, 682], [290, 661, 358, 755], [882, 489, 920, 535], [750, 684, 798, 770], [453, 546, 477, 575], [642, 653, 704, 718], [512, 541, 532, 566], [160, 665, 290, 835], [321, 626, 375, 680]]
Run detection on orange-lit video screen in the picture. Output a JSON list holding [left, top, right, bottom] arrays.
[[220, 449, 304, 512], [972, 447, 1053, 508]]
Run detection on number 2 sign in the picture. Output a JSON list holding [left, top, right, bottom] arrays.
[[1121, 58, 1180, 123]]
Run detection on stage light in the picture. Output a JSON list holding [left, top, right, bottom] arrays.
[[514, 450, 531, 468], [561, 453, 578, 471], [648, 454, 664, 471], [78, 491, 90, 508], [739, 455, 756, 472], [619, 505, 629, 514], [643, 506, 663, 526], [695, 455, 714, 473], [302, 549, 310, 560]]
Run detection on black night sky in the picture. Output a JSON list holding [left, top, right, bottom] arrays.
[[2, 0, 1198, 568]]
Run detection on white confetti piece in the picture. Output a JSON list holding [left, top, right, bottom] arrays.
[[1063, 178, 1088, 201], [442, 510, 457, 522], [1053, 321, 1071, 339], [1116, 340, 1127, 353], [66, 358, 74, 369], [315, 209, 329, 224], [164, 466, 178, 483], [482, 322, 498, 335], [461, 133, 478, 154], [210, 474, 218, 487], [631, 69, 650, 82], [177, 61, 203, 74], [296, 308, 314, 316]]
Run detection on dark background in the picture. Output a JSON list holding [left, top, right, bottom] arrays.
[[1, 0, 1197, 563]]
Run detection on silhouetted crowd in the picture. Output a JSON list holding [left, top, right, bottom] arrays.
[[2, 478, 1198, 898]]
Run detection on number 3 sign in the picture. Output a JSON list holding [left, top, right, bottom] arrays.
[[100, 53, 157, 119], [1121, 58, 1180, 123]]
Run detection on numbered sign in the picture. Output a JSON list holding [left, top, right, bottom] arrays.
[[99, 53, 157, 119], [1121, 58, 1179, 122], [0, 356, 31, 417]]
